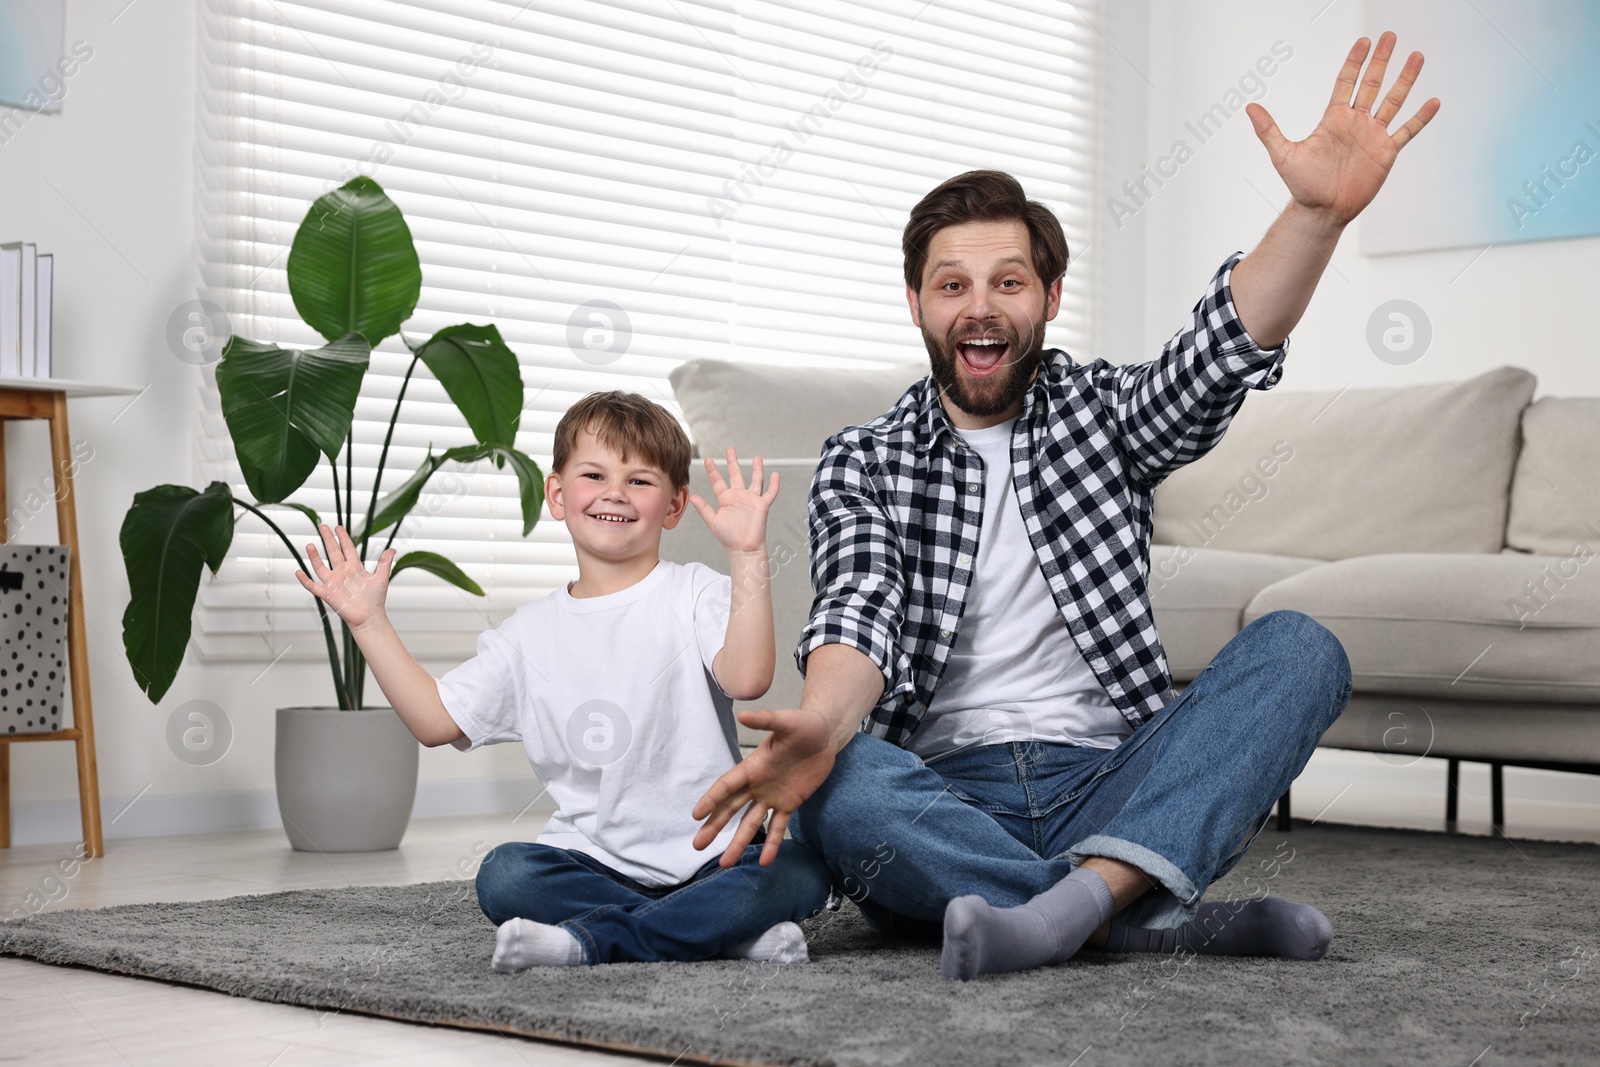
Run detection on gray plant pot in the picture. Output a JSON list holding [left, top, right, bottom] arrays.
[[274, 706, 419, 852]]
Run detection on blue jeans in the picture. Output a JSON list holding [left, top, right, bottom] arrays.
[[474, 831, 834, 963], [789, 609, 1353, 935]]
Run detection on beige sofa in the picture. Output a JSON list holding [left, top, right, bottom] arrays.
[[662, 360, 1600, 831]]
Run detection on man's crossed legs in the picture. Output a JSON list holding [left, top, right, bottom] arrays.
[[788, 609, 1355, 980]]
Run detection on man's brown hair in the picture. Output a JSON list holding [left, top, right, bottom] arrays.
[[902, 169, 1070, 294], [552, 391, 692, 492]]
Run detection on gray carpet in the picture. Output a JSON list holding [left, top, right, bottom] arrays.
[[3, 821, 1599, 1066]]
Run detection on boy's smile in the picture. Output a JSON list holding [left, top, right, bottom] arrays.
[[547, 428, 688, 594]]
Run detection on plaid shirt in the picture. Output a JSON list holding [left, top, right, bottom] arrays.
[[795, 251, 1289, 747]]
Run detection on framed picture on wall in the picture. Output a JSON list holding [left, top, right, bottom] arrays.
[[0, 2, 67, 114]]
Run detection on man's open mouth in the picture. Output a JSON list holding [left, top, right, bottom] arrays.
[[957, 337, 1009, 377]]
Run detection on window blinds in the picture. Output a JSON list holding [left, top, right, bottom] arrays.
[[193, 0, 1102, 662]]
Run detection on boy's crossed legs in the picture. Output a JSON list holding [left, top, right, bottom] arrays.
[[475, 835, 833, 968]]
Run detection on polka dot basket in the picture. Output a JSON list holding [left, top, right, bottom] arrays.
[[2, 545, 69, 735]]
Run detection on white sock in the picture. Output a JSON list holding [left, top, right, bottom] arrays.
[[719, 921, 810, 964], [491, 917, 584, 971]]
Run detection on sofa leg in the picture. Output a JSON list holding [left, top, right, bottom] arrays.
[[1491, 761, 1505, 835], [1275, 788, 1291, 831], [1445, 758, 1459, 832]]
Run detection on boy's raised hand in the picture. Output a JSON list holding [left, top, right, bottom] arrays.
[[689, 447, 779, 554], [294, 523, 397, 631]]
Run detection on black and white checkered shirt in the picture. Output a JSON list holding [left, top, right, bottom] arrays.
[[795, 251, 1289, 747]]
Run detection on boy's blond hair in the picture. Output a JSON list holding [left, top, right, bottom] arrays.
[[552, 391, 692, 493]]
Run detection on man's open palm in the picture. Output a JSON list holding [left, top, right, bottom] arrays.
[[691, 706, 837, 868], [1247, 32, 1440, 225]]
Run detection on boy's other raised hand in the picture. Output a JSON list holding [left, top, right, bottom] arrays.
[[294, 523, 397, 631], [689, 447, 779, 555]]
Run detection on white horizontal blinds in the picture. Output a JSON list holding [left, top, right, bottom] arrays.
[[719, 0, 1098, 376], [194, 0, 743, 660], [192, 0, 1101, 662]]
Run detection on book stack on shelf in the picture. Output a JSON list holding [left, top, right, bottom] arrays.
[[0, 241, 54, 379]]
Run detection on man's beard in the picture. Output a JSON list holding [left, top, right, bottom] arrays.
[[921, 313, 1047, 419]]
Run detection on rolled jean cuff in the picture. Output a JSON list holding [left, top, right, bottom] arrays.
[[557, 917, 599, 965], [1064, 834, 1200, 931]]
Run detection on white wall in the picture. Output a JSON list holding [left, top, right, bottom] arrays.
[[1122, 0, 1599, 398], [2, 1, 538, 846]]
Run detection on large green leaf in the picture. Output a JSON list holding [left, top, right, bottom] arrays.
[[270, 501, 322, 531], [215, 333, 371, 504], [356, 444, 544, 542], [287, 176, 422, 345], [471, 445, 545, 535], [120, 482, 235, 704], [414, 324, 523, 453], [389, 550, 485, 596]]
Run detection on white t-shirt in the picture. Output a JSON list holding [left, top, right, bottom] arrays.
[[436, 559, 742, 886], [908, 417, 1133, 762]]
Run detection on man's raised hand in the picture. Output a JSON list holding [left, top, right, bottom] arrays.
[[294, 523, 397, 631], [691, 706, 836, 868], [1246, 31, 1440, 226]]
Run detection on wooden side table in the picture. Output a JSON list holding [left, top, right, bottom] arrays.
[[0, 375, 142, 858]]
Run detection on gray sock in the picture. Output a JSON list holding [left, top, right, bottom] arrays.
[[1104, 896, 1333, 960], [941, 867, 1115, 981]]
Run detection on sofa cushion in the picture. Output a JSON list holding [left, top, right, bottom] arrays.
[[1319, 694, 1600, 765], [1505, 396, 1600, 556], [1147, 545, 1326, 680], [1151, 365, 1536, 559], [668, 358, 928, 460], [1242, 552, 1600, 704]]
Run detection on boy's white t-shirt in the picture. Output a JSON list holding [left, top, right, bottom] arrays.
[[436, 559, 743, 887]]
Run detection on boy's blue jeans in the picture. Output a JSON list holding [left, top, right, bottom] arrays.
[[475, 830, 834, 963], [789, 609, 1354, 936]]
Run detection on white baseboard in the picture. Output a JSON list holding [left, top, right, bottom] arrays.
[[5, 777, 556, 848]]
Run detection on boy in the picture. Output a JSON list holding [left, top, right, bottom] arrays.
[[294, 390, 833, 967]]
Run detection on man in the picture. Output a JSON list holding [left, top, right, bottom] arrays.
[[691, 32, 1439, 980]]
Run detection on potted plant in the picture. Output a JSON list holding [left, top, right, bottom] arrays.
[[120, 177, 543, 851]]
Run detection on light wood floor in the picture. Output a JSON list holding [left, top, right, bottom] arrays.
[[0, 807, 638, 1066], [2, 760, 1598, 1066]]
